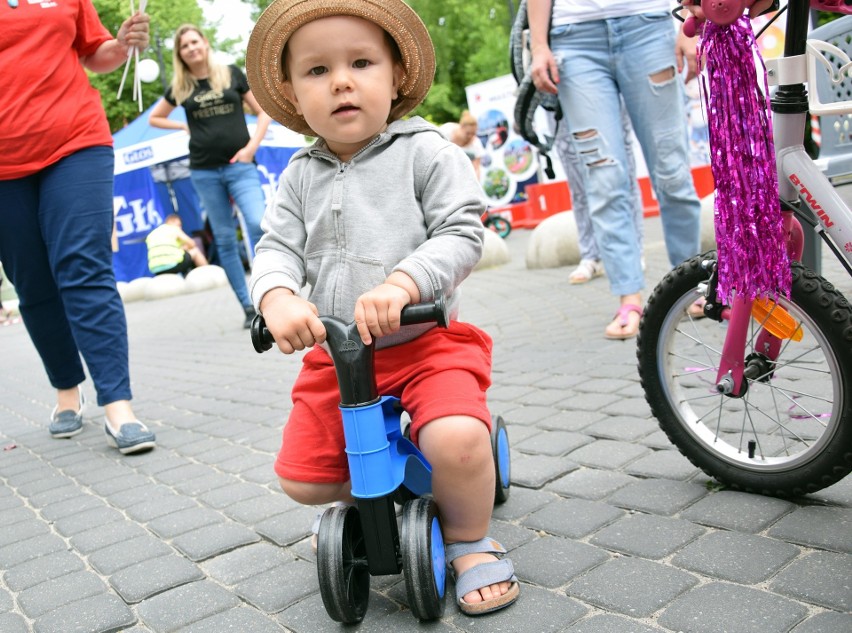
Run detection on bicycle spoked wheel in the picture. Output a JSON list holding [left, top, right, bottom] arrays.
[[637, 251, 852, 496]]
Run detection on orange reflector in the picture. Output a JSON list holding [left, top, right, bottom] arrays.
[[752, 297, 803, 341]]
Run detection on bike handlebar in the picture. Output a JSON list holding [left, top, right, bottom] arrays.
[[251, 294, 449, 354]]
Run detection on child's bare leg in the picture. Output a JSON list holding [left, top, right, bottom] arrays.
[[278, 478, 353, 506], [418, 415, 512, 606], [187, 247, 208, 267]]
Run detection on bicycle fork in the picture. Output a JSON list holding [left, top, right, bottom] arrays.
[[714, 208, 804, 397]]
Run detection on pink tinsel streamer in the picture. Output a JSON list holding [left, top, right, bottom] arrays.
[[698, 17, 790, 303]]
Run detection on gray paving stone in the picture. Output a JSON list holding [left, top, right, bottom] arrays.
[[255, 505, 318, 547], [680, 490, 796, 533], [38, 494, 103, 522], [174, 606, 288, 633], [539, 409, 606, 433], [672, 530, 800, 584], [790, 611, 852, 633], [53, 506, 125, 537], [567, 440, 650, 470], [522, 497, 624, 539], [450, 584, 587, 633], [562, 613, 661, 633], [514, 430, 593, 457], [512, 535, 609, 589], [171, 472, 239, 497], [33, 593, 135, 633], [12, 473, 71, 497], [197, 482, 269, 510], [582, 417, 658, 442], [607, 479, 707, 516], [147, 506, 225, 539], [0, 613, 28, 633], [135, 580, 241, 632], [27, 483, 87, 509], [566, 557, 698, 618], [0, 518, 49, 547], [110, 555, 204, 603], [234, 559, 317, 613], [17, 570, 106, 618], [221, 492, 300, 525], [624, 449, 701, 481], [0, 505, 36, 528], [171, 522, 260, 561], [105, 483, 178, 510], [769, 551, 852, 612], [125, 495, 198, 523], [590, 513, 705, 559], [88, 535, 174, 575], [3, 551, 86, 592], [70, 522, 149, 555], [546, 469, 635, 501], [510, 453, 579, 489], [491, 488, 559, 522], [202, 542, 293, 585], [0, 533, 66, 568], [767, 506, 852, 554], [658, 582, 808, 633]]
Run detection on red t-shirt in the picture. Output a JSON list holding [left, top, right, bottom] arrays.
[[0, 0, 114, 179]]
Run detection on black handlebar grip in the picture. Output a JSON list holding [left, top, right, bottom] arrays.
[[250, 294, 449, 354], [250, 314, 274, 353]]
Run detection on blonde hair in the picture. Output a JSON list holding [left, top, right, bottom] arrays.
[[459, 110, 477, 127], [170, 24, 233, 104]]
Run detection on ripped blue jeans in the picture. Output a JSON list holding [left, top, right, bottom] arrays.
[[552, 11, 701, 296]]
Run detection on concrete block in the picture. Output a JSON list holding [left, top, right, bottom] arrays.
[[526, 212, 580, 270], [185, 264, 228, 293], [475, 229, 511, 270], [118, 277, 150, 303], [143, 273, 186, 300]]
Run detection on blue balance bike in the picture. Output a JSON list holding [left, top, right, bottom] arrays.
[[251, 296, 511, 623]]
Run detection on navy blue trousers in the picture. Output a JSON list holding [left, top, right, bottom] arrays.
[[0, 146, 131, 405]]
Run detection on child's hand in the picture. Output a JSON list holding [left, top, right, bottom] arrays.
[[259, 289, 326, 354], [354, 283, 412, 346]]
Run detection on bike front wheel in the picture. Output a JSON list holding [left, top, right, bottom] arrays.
[[486, 216, 511, 238], [637, 251, 852, 496]]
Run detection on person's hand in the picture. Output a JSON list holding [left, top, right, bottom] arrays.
[[354, 283, 412, 346], [259, 289, 326, 354], [675, 28, 699, 81], [116, 11, 150, 54], [530, 45, 559, 95], [230, 146, 256, 164]]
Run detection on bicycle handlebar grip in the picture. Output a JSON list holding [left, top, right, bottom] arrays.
[[250, 314, 274, 353], [250, 294, 449, 354], [399, 294, 449, 328]]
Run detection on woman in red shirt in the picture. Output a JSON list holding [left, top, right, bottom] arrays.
[[0, 0, 156, 454]]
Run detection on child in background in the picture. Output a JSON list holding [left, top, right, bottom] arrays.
[[145, 214, 208, 276], [245, 0, 518, 615]]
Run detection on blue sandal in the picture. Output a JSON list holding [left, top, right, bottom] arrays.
[[446, 537, 519, 615]]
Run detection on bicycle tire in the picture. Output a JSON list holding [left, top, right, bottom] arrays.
[[488, 217, 512, 239], [637, 251, 852, 496], [317, 505, 370, 623]]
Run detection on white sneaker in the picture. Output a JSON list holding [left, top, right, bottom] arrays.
[[569, 259, 605, 284]]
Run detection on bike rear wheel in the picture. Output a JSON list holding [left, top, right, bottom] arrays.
[[486, 216, 511, 238], [637, 251, 852, 496]]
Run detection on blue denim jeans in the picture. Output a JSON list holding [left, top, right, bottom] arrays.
[[551, 11, 701, 295], [0, 146, 131, 405], [190, 161, 266, 308]]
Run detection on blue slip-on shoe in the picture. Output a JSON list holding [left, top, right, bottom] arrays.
[[104, 419, 156, 454], [49, 387, 85, 438]]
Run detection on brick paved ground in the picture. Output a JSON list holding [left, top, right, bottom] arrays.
[[2, 217, 851, 633]]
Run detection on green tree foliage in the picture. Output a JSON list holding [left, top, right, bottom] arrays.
[[92, 0, 208, 132]]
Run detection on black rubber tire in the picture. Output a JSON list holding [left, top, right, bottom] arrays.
[[637, 251, 852, 496], [488, 216, 512, 239], [491, 415, 511, 504], [401, 498, 446, 621], [317, 505, 370, 623]]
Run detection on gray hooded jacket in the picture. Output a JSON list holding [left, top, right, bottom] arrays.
[[250, 117, 487, 349]]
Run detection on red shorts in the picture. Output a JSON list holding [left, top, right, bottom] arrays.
[[274, 321, 493, 483]]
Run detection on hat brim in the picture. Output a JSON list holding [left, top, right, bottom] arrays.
[[246, 0, 436, 137]]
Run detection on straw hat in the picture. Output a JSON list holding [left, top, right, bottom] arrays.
[[246, 0, 436, 136]]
